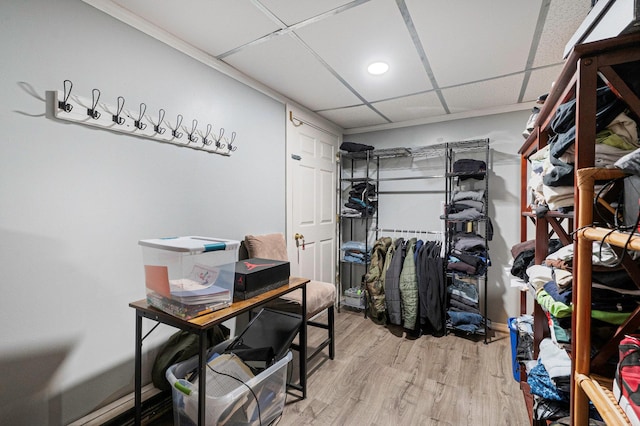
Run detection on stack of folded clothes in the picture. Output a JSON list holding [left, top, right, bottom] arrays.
[[526, 338, 581, 422], [340, 241, 370, 264], [446, 276, 484, 334], [342, 182, 376, 217], [446, 232, 490, 275], [441, 189, 485, 220]]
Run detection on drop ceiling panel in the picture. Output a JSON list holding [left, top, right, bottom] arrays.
[[373, 92, 446, 123], [295, 0, 432, 102], [523, 64, 563, 102], [407, 0, 542, 87], [259, 0, 355, 26], [90, 0, 596, 130], [442, 75, 524, 114], [317, 105, 389, 129], [113, 0, 280, 56], [223, 34, 361, 110], [533, 0, 592, 67]]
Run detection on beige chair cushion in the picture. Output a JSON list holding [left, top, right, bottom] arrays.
[[244, 233, 336, 318], [244, 233, 288, 262], [267, 280, 336, 318]]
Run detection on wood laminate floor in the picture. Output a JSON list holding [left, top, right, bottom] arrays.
[[151, 308, 529, 425], [275, 308, 530, 426]]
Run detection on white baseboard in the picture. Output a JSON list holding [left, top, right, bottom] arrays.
[[68, 384, 161, 425]]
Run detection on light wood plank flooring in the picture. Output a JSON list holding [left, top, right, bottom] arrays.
[[276, 308, 529, 426]]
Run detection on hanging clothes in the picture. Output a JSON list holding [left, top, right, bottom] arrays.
[[399, 238, 419, 331], [418, 240, 446, 336], [364, 237, 393, 324], [385, 238, 405, 326]]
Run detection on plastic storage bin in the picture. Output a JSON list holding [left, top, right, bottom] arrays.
[[344, 287, 365, 308], [139, 236, 240, 319], [166, 351, 293, 426], [508, 317, 520, 382]]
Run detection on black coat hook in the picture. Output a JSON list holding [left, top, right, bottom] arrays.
[[201, 124, 213, 146], [58, 79, 73, 112], [87, 88, 101, 119], [226, 131, 237, 152], [187, 119, 199, 144], [214, 128, 225, 149], [134, 103, 147, 130], [154, 109, 166, 134], [172, 114, 183, 139], [112, 96, 125, 125]]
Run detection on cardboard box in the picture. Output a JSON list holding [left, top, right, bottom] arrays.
[[234, 258, 290, 300]]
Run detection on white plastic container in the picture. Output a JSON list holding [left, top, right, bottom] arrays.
[[166, 351, 292, 426], [344, 287, 365, 308], [139, 236, 240, 319]]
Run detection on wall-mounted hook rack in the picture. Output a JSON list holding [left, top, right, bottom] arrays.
[[45, 81, 236, 156]]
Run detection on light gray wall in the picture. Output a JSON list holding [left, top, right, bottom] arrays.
[[0, 1, 286, 424], [346, 110, 531, 327]]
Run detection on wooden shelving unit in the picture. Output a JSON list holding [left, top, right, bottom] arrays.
[[517, 31, 640, 424], [575, 167, 633, 426]]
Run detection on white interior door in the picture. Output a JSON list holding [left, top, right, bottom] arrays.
[[286, 106, 340, 283]]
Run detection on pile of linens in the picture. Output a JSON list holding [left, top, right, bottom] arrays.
[[528, 84, 640, 213]]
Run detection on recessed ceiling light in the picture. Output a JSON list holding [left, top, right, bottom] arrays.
[[368, 62, 389, 75]]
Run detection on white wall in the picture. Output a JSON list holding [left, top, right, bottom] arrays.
[[0, 1, 287, 424], [346, 110, 532, 327]]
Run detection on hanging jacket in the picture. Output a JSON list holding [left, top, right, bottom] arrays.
[[364, 237, 392, 324], [399, 238, 419, 331], [385, 238, 406, 326], [419, 241, 446, 336]]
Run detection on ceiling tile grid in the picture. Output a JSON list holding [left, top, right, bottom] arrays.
[[92, 0, 596, 130], [113, 0, 280, 56], [406, 0, 543, 88], [532, 0, 592, 67], [442, 74, 525, 114], [224, 34, 362, 110], [293, 0, 432, 102], [522, 64, 564, 102], [372, 91, 446, 123], [317, 104, 390, 129], [259, 0, 355, 26]]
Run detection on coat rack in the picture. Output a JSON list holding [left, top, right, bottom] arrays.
[[46, 80, 237, 156]]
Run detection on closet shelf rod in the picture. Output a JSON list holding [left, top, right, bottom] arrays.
[[377, 175, 445, 181], [376, 228, 442, 235], [377, 190, 444, 195]]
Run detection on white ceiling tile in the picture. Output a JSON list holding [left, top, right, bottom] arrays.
[[295, 0, 432, 101], [317, 105, 389, 129], [522, 64, 563, 102], [406, 0, 542, 87], [223, 34, 361, 110], [533, 1, 592, 67], [113, 0, 280, 56], [373, 92, 446, 122], [259, 0, 354, 26], [442, 74, 524, 114], [95, 0, 595, 129]]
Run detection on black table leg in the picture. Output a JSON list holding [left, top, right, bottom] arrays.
[[300, 284, 307, 399], [134, 313, 142, 426], [198, 332, 207, 425]]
